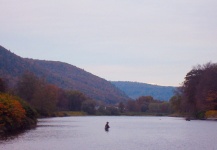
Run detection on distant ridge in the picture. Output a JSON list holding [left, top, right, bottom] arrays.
[[111, 81, 176, 101], [0, 45, 129, 104]]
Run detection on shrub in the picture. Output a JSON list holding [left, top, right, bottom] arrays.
[[0, 94, 25, 131], [0, 93, 37, 132]]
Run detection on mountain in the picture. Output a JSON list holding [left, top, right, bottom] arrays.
[[0, 45, 129, 104], [111, 81, 176, 101]]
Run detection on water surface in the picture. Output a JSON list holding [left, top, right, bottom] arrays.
[[0, 116, 216, 150]]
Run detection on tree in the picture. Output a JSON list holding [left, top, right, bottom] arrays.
[[56, 89, 68, 111], [126, 100, 137, 112], [17, 97, 38, 128], [0, 78, 6, 92], [169, 88, 182, 113], [118, 102, 125, 113], [170, 95, 181, 113], [182, 67, 203, 114], [16, 72, 40, 102], [136, 96, 154, 112], [0, 93, 37, 132], [105, 106, 120, 115], [148, 103, 160, 113], [67, 91, 88, 111], [159, 102, 171, 114], [31, 84, 58, 116], [0, 93, 26, 131], [16, 72, 59, 116], [81, 100, 96, 115], [180, 62, 217, 118], [196, 63, 217, 111]]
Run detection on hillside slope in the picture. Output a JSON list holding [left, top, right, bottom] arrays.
[[0, 45, 129, 104], [111, 81, 176, 101]]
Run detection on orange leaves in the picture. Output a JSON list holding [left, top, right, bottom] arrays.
[[10, 100, 26, 123], [0, 93, 26, 131]]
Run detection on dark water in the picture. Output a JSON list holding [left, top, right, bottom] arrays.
[[0, 116, 217, 150]]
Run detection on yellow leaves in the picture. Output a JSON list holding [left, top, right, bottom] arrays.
[[205, 110, 217, 119]]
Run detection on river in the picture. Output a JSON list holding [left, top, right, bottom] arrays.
[[0, 116, 217, 150]]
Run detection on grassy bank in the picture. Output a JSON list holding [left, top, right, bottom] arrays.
[[53, 111, 87, 117]]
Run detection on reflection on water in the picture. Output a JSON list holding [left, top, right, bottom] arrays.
[[0, 130, 26, 142], [1, 116, 217, 150]]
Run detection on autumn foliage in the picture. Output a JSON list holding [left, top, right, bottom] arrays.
[[0, 77, 37, 133], [0, 94, 26, 131], [171, 62, 217, 119]]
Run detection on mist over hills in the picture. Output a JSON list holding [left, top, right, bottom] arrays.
[[111, 81, 176, 101], [0, 45, 129, 104]]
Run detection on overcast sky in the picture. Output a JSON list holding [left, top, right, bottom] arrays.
[[1, 0, 217, 86]]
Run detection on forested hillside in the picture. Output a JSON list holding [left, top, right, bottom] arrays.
[[0, 45, 129, 104], [111, 81, 176, 101], [0, 46, 48, 86]]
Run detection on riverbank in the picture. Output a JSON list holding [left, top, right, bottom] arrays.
[[52, 111, 170, 117], [53, 111, 87, 117]]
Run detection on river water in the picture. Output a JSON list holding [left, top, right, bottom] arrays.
[[0, 116, 217, 150]]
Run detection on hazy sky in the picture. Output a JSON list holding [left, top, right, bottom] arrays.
[[1, 0, 217, 86]]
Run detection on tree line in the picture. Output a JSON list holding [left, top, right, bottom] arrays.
[[14, 72, 99, 116], [170, 62, 217, 119], [0, 72, 127, 118], [14, 72, 172, 116], [125, 96, 171, 115], [1, 70, 172, 118]]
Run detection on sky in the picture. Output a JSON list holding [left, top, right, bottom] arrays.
[[0, 0, 217, 86]]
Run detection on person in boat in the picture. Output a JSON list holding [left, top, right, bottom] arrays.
[[105, 122, 110, 131]]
